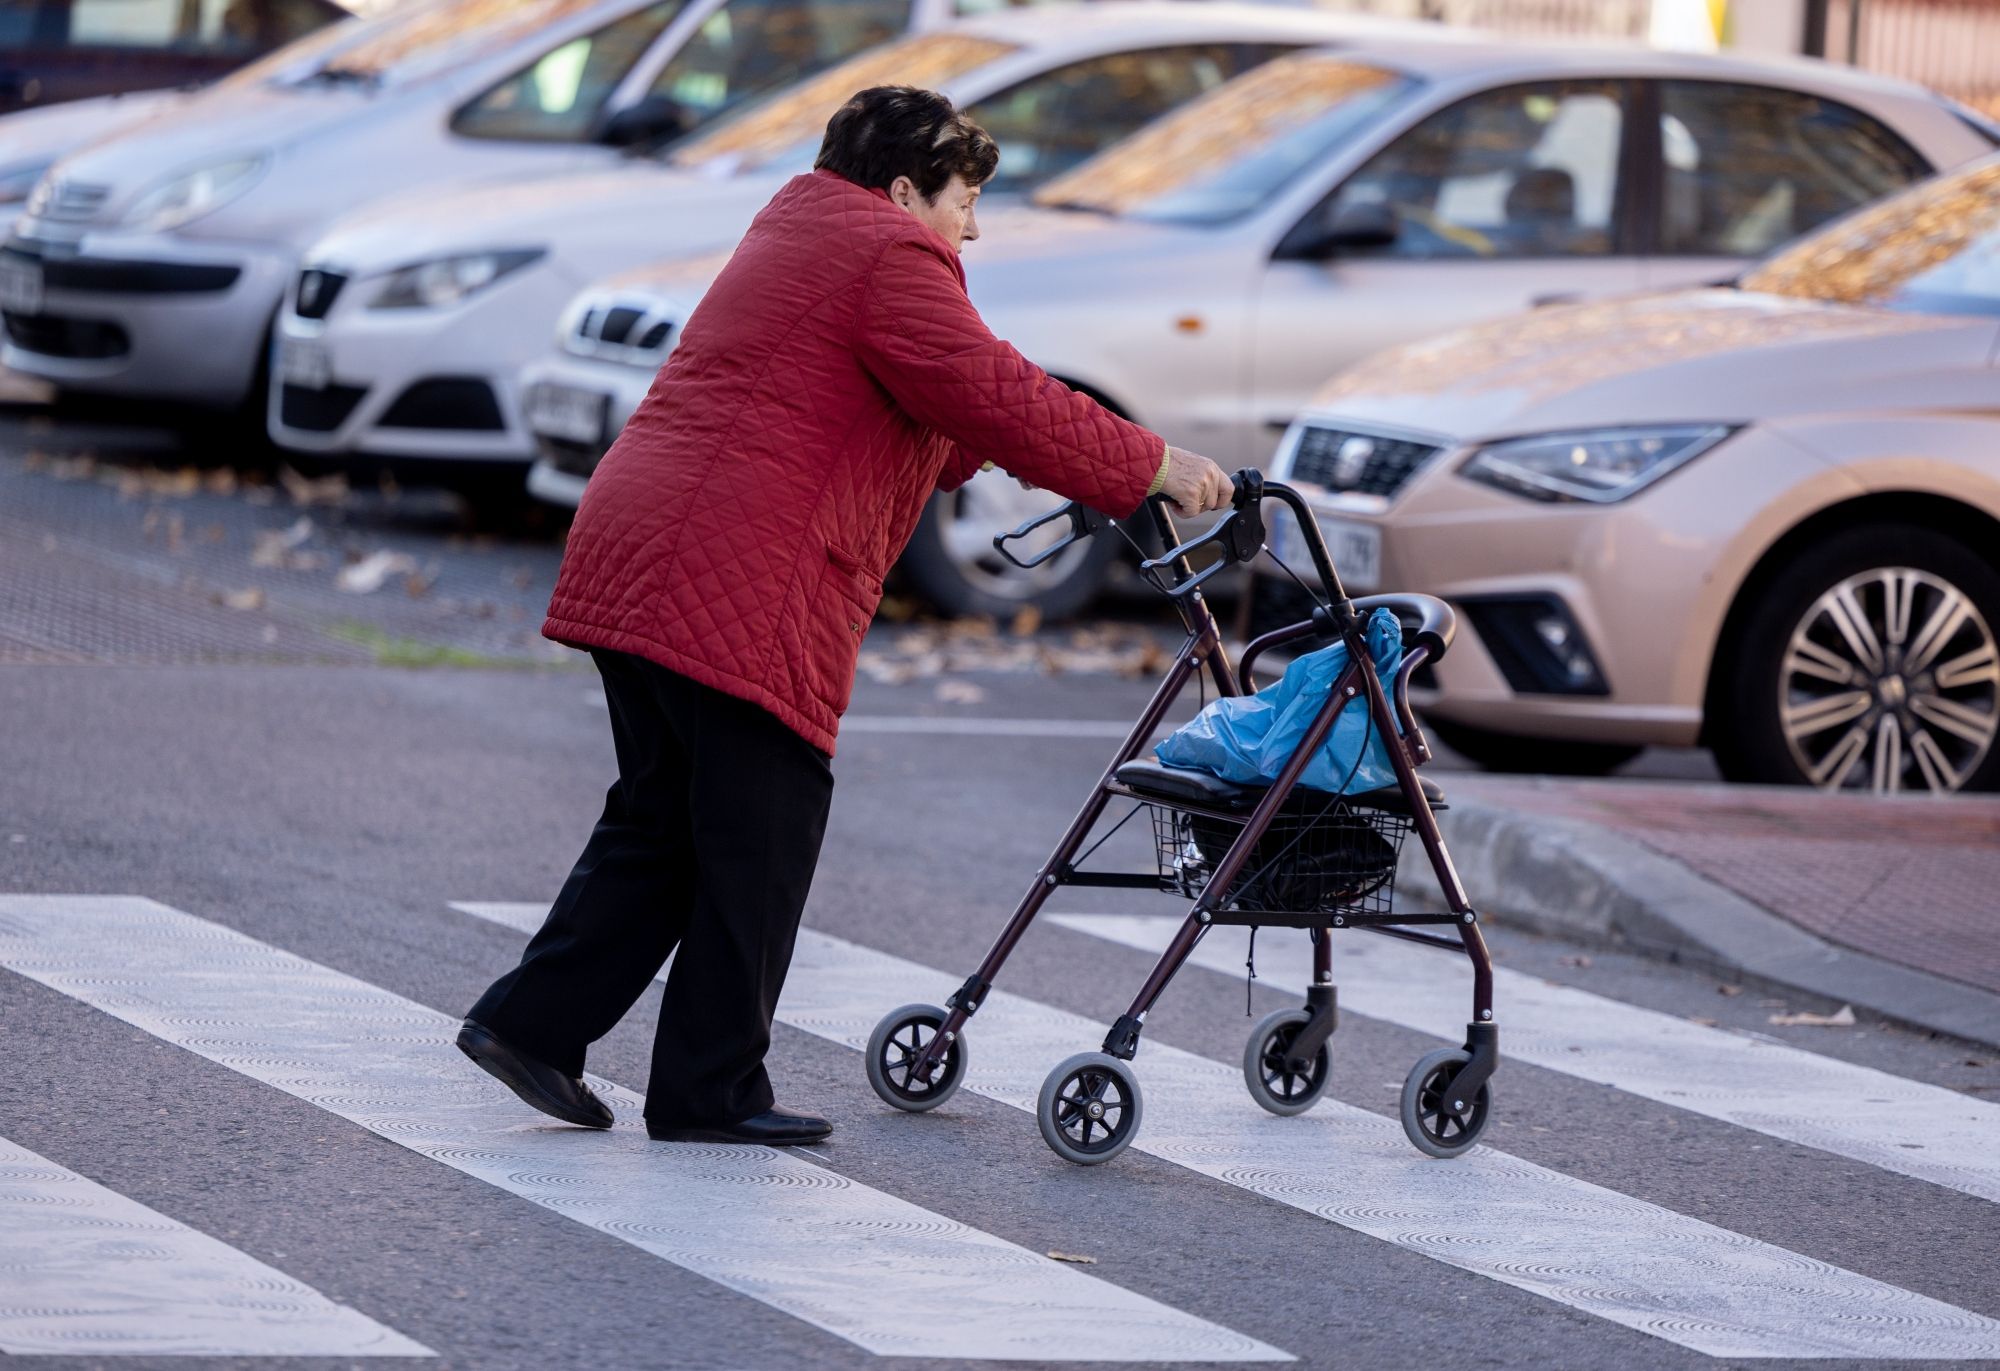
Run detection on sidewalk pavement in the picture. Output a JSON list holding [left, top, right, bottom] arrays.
[[1401, 774, 2000, 1050]]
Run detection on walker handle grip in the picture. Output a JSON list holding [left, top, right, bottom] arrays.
[[992, 499, 1106, 570], [1139, 470, 1267, 597]]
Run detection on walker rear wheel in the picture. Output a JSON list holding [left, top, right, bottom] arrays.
[[865, 1003, 966, 1113], [1399, 1047, 1491, 1158], [1242, 1007, 1331, 1116], [1037, 1052, 1143, 1165]]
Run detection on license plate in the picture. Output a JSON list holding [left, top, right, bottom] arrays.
[[0, 256, 43, 314], [525, 383, 609, 447], [1272, 508, 1382, 592], [276, 335, 332, 391]]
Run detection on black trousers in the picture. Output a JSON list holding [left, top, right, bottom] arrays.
[[468, 649, 834, 1127]]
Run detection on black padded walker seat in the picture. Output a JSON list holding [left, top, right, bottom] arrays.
[[1114, 758, 1445, 815]]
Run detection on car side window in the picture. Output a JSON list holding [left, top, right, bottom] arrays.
[[1658, 80, 1931, 257], [1318, 80, 1628, 260], [48, 0, 332, 53], [965, 43, 1291, 194], [454, 0, 687, 143], [644, 0, 912, 129]]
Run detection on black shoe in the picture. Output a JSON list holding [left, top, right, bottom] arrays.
[[456, 1019, 613, 1130], [646, 1108, 832, 1146]]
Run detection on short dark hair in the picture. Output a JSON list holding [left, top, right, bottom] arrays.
[[814, 86, 998, 201]]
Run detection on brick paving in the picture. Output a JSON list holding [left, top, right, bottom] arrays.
[[1471, 775, 2000, 997]]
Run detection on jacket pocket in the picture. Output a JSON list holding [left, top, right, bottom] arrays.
[[810, 542, 882, 716]]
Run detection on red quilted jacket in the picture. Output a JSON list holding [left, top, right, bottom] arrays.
[[544, 169, 1165, 754]]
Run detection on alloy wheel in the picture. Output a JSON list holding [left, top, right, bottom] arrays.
[[1779, 567, 1999, 792]]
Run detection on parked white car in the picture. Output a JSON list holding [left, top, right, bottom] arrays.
[[0, 0, 1016, 415], [269, 4, 1427, 466], [0, 88, 185, 241], [519, 37, 1995, 616]]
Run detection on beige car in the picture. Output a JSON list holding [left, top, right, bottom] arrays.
[[1262, 154, 2000, 794]]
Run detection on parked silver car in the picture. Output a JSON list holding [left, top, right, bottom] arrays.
[[518, 36, 1994, 616], [0, 0, 1026, 417], [267, 4, 1426, 469]]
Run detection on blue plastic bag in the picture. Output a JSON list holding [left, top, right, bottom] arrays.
[[1156, 607, 1404, 794]]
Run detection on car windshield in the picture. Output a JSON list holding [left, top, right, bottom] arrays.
[[1030, 53, 1410, 224], [664, 32, 1017, 172], [307, 0, 632, 85], [1741, 159, 2000, 317]]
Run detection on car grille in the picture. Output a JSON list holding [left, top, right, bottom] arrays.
[[1289, 425, 1442, 500], [32, 178, 111, 223], [566, 296, 676, 360], [294, 268, 347, 320]]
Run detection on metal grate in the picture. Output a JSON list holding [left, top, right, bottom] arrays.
[[1289, 425, 1441, 500], [567, 295, 677, 361], [1148, 799, 1408, 928]]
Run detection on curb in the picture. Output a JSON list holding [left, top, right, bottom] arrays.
[[1397, 794, 2000, 1051]]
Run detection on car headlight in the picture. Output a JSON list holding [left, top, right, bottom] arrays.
[[369, 249, 544, 310], [0, 161, 53, 207], [1457, 424, 1737, 503], [122, 155, 267, 232]]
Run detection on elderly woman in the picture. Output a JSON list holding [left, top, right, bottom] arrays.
[[458, 86, 1232, 1147]]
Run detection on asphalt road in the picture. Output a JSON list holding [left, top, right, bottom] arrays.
[[2, 419, 1996, 1369]]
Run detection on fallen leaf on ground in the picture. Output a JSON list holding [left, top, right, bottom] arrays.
[[336, 549, 419, 594], [280, 467, 350, 508], [935, 680, 986, 705], [1557, 955, 1592, 969], [1768, 1005, 1856, 1027], [1717, 984, 1742, 997], [1046, 1251, 1096, 1264], [203, 468, 238, 495], [1688, 1017, 1719, 1027], [1010, 605, 1042, 636], [215, 587, 265, 612], [251, 517, 317, 569]]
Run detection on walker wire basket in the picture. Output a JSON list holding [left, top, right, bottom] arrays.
[[1148, 795, 1409, 928]]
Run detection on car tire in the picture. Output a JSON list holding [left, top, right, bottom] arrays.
[[1427, 717, 1643, 777], [900, 477, 1119, 620], [1711, 523, 2000, 793]]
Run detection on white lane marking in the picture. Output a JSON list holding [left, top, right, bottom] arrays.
[[1052, 913, 2000, 1205], [0, 1133, 431, 1357], [456, 901, 2000, 1361], [0, 897, 1285, 1365]]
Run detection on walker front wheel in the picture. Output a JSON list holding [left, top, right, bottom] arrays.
[[1399, 1047, 1491, 1158], [865, 1004, 966, 1113], [1242, 1007, 1330, 1116], [1038, 1052, 1143, 1165]]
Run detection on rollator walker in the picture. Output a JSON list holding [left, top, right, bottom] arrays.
[[864, 471, 1498, 1165]]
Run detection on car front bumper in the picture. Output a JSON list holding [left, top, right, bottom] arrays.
[[265, 266, 597, 464], [0, 223, 289, 408], [1260, 426, 1838, 748], [517, 351, 650, 508]]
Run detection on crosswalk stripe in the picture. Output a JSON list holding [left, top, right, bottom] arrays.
[[1051, 913, 2000, 1204], [0, 896, 1286, 1364], [458, 901, 2000, 1360], [0, 1133, 431, 1357]]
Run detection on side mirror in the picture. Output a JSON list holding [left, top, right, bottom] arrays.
[[598, 95, 694, 150], [1275, 199, 1400, 261]]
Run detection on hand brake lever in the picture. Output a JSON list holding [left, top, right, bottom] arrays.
[[1139, 470, 1267, 597], [992, 500, 1107, 570]]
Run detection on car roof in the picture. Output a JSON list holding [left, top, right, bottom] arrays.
[[1305, 31, 1944, 105], [943, 1, 1474, 51]]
